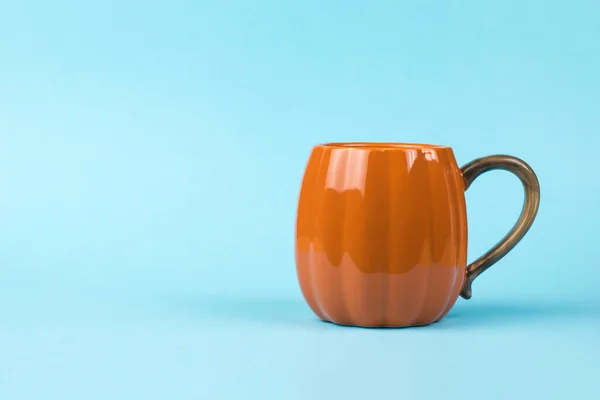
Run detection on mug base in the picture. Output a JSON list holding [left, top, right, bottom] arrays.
[[319, 317, 443, 329]]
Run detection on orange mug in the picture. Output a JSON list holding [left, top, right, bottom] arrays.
[[295, 142, 540, 327]]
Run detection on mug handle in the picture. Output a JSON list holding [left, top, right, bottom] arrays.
[[460, 155, 540, 299]]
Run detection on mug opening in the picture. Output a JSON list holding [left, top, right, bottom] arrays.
[[319, 142, 451, 151]]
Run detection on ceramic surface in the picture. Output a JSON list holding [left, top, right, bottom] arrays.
[[295, 142, 539, 327]]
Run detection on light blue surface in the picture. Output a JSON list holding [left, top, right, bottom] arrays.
[[1, 1, 599, 399]]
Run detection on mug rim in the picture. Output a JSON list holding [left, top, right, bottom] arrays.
[[317, 142, 451, 151]]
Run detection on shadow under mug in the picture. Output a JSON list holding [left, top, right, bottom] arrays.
[[295, 142, 540, 328]]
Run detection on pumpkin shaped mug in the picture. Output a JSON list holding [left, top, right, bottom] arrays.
[[295, 142, 540, 327]]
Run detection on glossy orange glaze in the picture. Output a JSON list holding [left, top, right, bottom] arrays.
[[295, 142, 468, 327]]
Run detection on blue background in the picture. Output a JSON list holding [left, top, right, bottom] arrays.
[[1, 1, 599, 399]]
